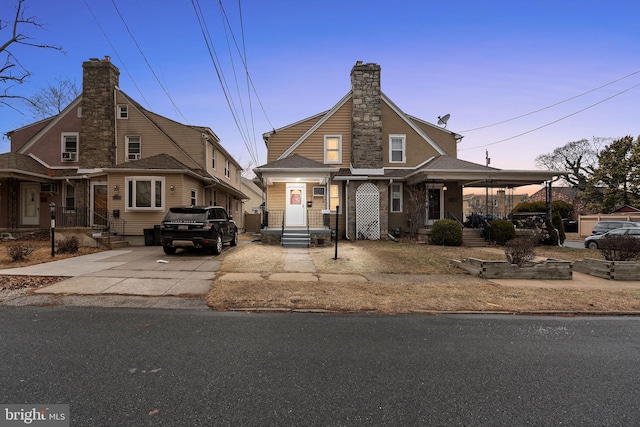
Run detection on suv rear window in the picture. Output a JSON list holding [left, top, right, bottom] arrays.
[[164, 207, 207, 222]]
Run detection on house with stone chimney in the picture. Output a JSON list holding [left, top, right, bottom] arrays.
[[1, 56, 247, 246], [254, 61, 561, 246]]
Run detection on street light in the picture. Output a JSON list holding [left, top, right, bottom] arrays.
[[49, 202, 56, 257]]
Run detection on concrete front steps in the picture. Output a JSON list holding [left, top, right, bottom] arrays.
[[95, 232, 129, 249], [281, 229, 310, 248], [463, 228, 487, 247]]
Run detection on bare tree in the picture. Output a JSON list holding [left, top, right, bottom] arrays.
[[1, 0, 62, 110], [535, 137, 608, 190], [28, 77, 79, 119], [405, 183, 426, 238]]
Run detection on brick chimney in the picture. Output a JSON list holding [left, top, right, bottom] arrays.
[[80, 56, 120, 168], [350, 61, 382, 169]]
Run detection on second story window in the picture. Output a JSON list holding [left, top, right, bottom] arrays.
[[211, 148, 216, 169], [118, 105, 128, 119], [389, 135, 406, 163], [126, 136, 141, 161], [324, 135, 342, 164], [190, 189, 197, 206], [61, 133, 78, 162], [224, 159, 230, 179]]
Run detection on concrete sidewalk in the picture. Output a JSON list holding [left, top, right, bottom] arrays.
[[0, 246, 219, 296], [2, 245, 640, 300]]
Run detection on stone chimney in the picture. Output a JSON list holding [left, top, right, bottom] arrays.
[[350, 61, 382, 169], [80, 56, 120, 168]]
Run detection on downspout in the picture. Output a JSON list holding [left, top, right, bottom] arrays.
[[113, 88, 118, 165], [344, 179, 350, 240]]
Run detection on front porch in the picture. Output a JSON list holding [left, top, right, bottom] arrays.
[[260, 209, 333, 247]]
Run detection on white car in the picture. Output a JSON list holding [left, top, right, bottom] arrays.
[[584, 227, 640, 249]]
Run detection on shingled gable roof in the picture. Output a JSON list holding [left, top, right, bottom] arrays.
[[421, 155, 498, 172], [273, 91, 450, 161], [256, 154, 339, 171], [0, 152, 52, 178], [105, 153, 249, 199]]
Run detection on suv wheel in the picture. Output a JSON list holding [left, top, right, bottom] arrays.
[[163, 246, 176, 255], [230, 231, 238, 247], [212, 235, 223, 255]]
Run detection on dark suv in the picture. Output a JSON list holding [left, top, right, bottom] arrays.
[[160, 206, 238, 255]]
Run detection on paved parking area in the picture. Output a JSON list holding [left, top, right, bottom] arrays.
[[0, 246, 220, 296]]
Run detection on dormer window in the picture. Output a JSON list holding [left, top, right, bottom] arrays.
[[61, 133, 78, 162], [118, 105, 128, 119], [126, 136, 141, 161], [389, 134, 406, 163]]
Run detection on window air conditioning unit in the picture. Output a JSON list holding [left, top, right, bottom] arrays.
[[62, 152, 76, 161], [313, 186, 326, 197], [40, 184, 59, 193], [127, 153, 141, 161]]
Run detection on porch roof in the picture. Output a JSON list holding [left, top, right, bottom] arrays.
[[254, 154, 339, 185], [105, 153, 249, 199], [406, 156, 564, 187], [0, 152, 52, 180]]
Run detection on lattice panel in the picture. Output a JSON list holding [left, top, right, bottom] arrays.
[[355, 182, 380, 240]]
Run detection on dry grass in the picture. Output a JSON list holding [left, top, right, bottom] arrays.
[[0, 240, 103, 268], [208, 238, 640, 314]]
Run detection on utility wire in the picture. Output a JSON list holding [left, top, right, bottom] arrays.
[[110, 0, 190, 124], [81, 0, 151, 109], [460, 82, 640, 151], [192, 0, 258, 166], [460, 70, 640, 133]]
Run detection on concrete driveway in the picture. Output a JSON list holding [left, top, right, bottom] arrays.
[[0, 246, 222, 296]]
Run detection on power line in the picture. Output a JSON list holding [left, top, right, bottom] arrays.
[[191, 0, 258, 166], [110, 0, 190, 124], [460, 70, 640, 133], [460, 82, 640, 151]]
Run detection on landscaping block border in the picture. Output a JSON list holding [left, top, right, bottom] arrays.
[[452, 257, 573, 280], [573, 258, 640, 281]]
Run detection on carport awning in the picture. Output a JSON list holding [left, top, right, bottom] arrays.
[[406, 167, 565, 188]]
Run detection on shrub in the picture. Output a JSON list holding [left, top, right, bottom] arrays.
[[504, 236, 537, 267], [56, 236, 79, 254], [598, 235, 640, 261], [483, 219, 516, 245], [430, 219, 463, 246], [539, 216, 565, 246], [6, 242, 35, 262]]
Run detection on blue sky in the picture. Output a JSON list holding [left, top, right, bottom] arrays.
[[1, 0, 639, 174]]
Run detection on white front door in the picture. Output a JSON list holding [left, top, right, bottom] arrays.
[[21, 183, 40, 226], [286, 183, 306, 226]]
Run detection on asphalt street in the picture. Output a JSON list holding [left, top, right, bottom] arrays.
[[2, 308, 640, 426]]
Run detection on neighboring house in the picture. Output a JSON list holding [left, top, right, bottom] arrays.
[[463, 191, 529, 220], [528, 186, 595, 219], [254, 61, 560, 245], [1, 56, 247, 245], [241, 177, 264, 215]]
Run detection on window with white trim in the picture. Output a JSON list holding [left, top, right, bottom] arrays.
[[224, 159, 230, 179], [126, 136, 141, 161], [190, 189, 197, 206], [126, 176, 164, 210], [329, 183, 341, 213], [391, 183, 403, 212], [118, 105, 128, 119], [61, 133, 78, 161], [65, 184, 75, 210], [324, 135, 342, 164], [389, 134, 406, 163], [211, 148, 216, 169]]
